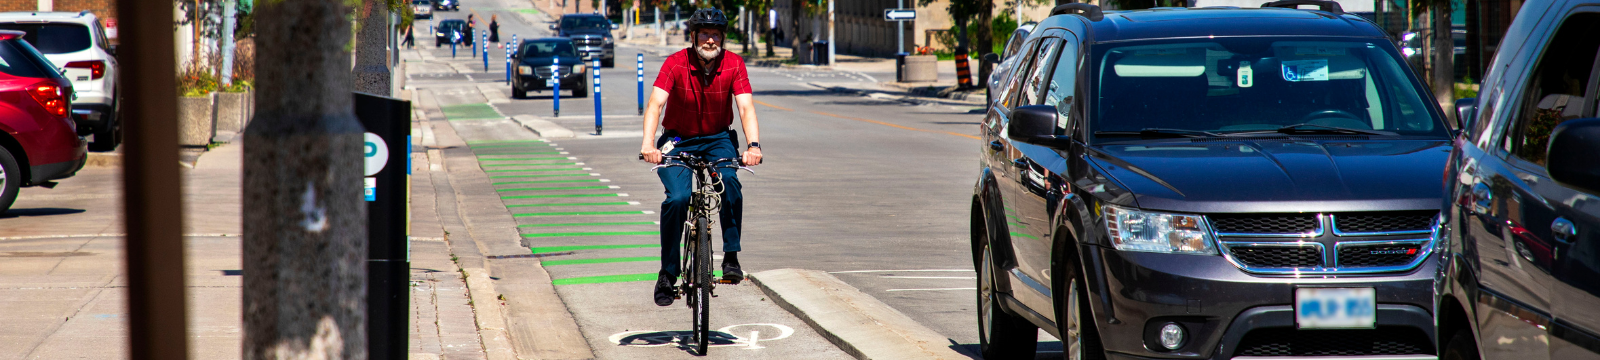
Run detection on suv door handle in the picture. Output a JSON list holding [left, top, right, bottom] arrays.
[[1470, 182, 1492, 215], [1553, 217, 1577, 243], [990, 140, 1004, 151]]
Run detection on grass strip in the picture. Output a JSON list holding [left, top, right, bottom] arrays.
[[520, 231, 658, 237], [513, 211, 647, 217], [519, 221, 656, 227]]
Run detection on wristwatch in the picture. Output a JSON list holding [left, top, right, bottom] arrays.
[[747, 142, 761, 149]]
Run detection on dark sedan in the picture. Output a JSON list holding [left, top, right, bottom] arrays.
[[433, 19, 471, 48], [510, 38, 588, 99]]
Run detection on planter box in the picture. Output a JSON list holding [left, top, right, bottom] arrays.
[[178, 95, 215, 147], [214, 91, 247, 136], [903, 55, 938, 83]]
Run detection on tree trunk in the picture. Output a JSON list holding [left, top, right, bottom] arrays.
[[975, 1, 993, 86], [790, 0, 803, 61], [243, 0, 368, 358], [1429, 0, 1455, 122]]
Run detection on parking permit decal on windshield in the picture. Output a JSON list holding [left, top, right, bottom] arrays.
[[1237, 61, 1253, 88], [1281, 59, 1329, 82]]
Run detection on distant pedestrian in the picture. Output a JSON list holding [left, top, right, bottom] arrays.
[[489, 15, 500, 43], [402, 25, 415, 48]]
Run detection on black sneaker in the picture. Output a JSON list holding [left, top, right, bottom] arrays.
[[653, 271, 676, 306], [721, 252, 744, 284]]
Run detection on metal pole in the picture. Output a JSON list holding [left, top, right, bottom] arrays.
[[117, 0, 187, 357], [897, 0, 904, 55], [827, 0, 834, 65], [553, 57, 561, 117], [593, 57, 602, 135], [636, 53, 644, 115]]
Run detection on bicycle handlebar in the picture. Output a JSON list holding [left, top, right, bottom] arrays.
[[639, 154, 757, 174]]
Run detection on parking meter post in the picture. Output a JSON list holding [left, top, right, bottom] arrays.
[[637, 54, 644, 115], [553, 57, 561, 117], [594, 57, 602, 135]]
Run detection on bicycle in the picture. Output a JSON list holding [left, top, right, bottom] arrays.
[[642, 152, 753, 355]]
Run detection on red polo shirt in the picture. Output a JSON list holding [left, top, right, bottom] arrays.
[[652, 48, 753, 138]]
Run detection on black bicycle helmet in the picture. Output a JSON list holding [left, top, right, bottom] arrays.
[[687, 8, 728, 34]]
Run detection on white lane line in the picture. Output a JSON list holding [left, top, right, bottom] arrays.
[[880, 276, 977, 280], [830, 269, 974, 274], [885, 288, 977, 292], [617, 193, 630, 197]]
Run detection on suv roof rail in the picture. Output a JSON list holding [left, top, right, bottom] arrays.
[[1051, 3, 1104, 21], [1260, 0, 1344, 14]]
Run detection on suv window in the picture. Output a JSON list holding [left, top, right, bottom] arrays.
[[560, 16, 609, 31], [522, 41, 576, 57], [0, 39, 62, 78], [1504, 13, 1600, 166], [1090, 38, 1446, 141], [1019, 38, 1063, 107], [1045, 40, 1080, 133], [999, 38, 1041, 109], [0, 23, 90, 54]]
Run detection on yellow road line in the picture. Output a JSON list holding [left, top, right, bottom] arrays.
[[753, 99, 792, 111], [809, 111, 980, 140]]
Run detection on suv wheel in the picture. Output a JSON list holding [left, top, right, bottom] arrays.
[[89, 109, 120, 152], [0, 145, 20, 214], [978, 242, 1039, 358], [1440, 329, 1480, 360], [603, 58, 615, 68], [512, 86, 526, 99], [1058, 264, 1107, 360]]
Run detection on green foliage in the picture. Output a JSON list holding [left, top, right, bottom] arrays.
[[991, 12, 1017, 54], [222, 79, 253, 93]]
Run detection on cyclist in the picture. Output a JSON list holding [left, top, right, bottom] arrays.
[[639, 8, 763, 307]]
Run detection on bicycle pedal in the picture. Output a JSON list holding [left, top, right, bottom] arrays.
[[716, 279, 739, 285]]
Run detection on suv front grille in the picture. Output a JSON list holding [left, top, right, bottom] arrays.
[[534, 66, 571, 78], [1227, 245, 1322, 268], [1333, 211, 1436, 234], [573, 37, 604, 47], [1211, 214, 1317, 234], [1236, 327, 1434, 357], [1337, 242, 1424, 267]]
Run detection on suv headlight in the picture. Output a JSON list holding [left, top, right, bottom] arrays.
[[518, 65, 532, 75], [1102, 205, 1217, 255], [573, 64, 586, 73], [604, 37, 614, 44]]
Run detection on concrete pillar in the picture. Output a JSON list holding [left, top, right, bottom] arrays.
[[36, 0, 50, 11], [243, 0, 368, 358], [354, 0, 392, 95]]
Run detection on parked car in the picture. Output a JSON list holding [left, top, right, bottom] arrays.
[[434, 19, 471, 48], [411, 0, 432, 19], [0, 30, 86, 213], [973, 2, 1456, 359], [510, 38, 587, 99], [0, 11, 119, 152], [984, 22, 1037, 109], [549, 14, 616, 67], [1436, 0, 1600, 358], [431, 0, 457, 11]]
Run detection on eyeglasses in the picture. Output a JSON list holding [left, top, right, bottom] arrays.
[[697, 32, 722, 41]]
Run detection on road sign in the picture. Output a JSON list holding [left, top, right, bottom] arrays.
[[884, 9, 916, 21]]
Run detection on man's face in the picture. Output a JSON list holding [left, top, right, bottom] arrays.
[[695, 28, 724, 60]]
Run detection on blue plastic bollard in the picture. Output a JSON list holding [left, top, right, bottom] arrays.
[[636, 54, 645, 115], [505, 47, 512, 83], [594, 57, 603, 135], [553, 57, 561, 117], [482, 34, 489, 71]]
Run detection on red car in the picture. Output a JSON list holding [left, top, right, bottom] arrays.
[[0, 30, 85, 213]]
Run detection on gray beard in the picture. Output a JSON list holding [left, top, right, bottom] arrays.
[[696, 46, 721, 61]]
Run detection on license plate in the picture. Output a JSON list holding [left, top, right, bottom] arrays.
[[545, 79, 557, 87], [1295, 287, 1375, 329]]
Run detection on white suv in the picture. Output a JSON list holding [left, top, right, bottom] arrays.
[[0, 11, 119, 151]]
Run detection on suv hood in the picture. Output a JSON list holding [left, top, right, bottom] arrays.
[[1088, 138, 1450, 213]]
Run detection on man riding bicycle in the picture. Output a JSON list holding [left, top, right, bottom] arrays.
[[639, 8, 763, 307]]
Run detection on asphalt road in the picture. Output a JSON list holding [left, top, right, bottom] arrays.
[[416, 0, 1066, 357]]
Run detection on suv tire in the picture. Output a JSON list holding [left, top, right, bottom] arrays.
[[88, 107, 120, 151], [1058, 262, 1107, 360], [0, 145, 20, 214], [1440, 329, 1480, 360], [512, 86, 526, 99], [603, 58, 615, 68], [978, 242, 1039, 359], [571, 78, 589, 98]]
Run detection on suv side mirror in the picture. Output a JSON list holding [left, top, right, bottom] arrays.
[[549, 24, 558, 30], [1547, 118, 1600, 194], [983, 53, 1000, 64], [1007, 105, 1067, 145], [1454, 97, 1476, 131]]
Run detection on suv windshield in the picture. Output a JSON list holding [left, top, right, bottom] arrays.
[[1091, 38, 1446, 141], [0, 23, 90, 54], [522, 41, 576, 57], [559, 16, 609, 31]]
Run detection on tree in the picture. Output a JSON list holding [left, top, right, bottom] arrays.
[[919, 0, 991, 87]]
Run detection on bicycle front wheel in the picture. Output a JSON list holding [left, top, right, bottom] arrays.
[[693, 215, 712, 355]]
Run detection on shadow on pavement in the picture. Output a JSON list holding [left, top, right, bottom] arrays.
[[751, 89, 840, 97], [614, 330, 744, 355], [0, 207, 87, 219], [948, 340, 1066, 359]]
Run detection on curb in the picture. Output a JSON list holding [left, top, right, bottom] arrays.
[[463, 268, 518, 360], [750, 269, 969, 360], [511, 114, 575, 138]]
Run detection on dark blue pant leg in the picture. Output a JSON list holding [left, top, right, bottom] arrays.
[[657, 162, 692, 278], [705, 139, 743, 253]]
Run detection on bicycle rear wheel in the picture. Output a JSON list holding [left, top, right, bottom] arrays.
[[693, 216, 712, 355]]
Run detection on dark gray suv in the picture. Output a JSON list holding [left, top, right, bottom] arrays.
[[974, 2, 1455, 359], [1436, 0, 1600, 358], [550, 14, 616, 67]]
